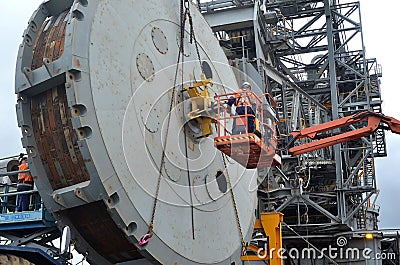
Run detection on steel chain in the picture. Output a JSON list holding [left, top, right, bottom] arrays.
[[147, 0, 186, 237], [222, 154, 250, 264]]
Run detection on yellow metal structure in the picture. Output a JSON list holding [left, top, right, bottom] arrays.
[[185, 74, 215, 138], [242, 212, 284, 265]]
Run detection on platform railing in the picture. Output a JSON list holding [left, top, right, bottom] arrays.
[[0, 169, 42, 214], [215, 90, 277, 144]]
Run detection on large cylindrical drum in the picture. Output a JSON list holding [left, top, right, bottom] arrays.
[[15, 0, 258, 264]]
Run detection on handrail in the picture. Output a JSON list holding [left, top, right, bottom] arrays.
[[0, 170, 42, 214], [0, 186, 42, 215], [0, 189, 39, 198], [214, 89, 277, 140], [262, 93, 277, 109], [214, 90, 263, 104], [0, 169, 30, 177], [0, 154, 24, 162]]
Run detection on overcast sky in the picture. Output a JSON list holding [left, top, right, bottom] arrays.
[[0, 0, 398, 237]]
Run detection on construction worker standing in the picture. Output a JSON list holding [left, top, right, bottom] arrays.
[[16, 157, 34, 212], [228, 82, 259, 136]]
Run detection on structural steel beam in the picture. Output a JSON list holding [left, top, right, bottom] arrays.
[[202, 5, 254, 31], [261, 61, 329, 112]]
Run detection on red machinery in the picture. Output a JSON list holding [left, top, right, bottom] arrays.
[[214, 91, 280, 169], [289, 111, 400, 156], [214, 93, 400, 167]]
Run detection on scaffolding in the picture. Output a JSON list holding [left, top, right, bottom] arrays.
[[201, 0, 388, 263]]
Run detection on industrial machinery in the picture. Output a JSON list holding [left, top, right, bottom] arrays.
[[0, 155, 60, 264], [200, 0, 400, 264], [9, 0, 400, 264], [288, 111, 400, 156], [14, 0, 263, 264], [214, 89, 280, 169]]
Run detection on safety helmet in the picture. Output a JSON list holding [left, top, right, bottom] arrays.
[[242, 81, 251, 90]]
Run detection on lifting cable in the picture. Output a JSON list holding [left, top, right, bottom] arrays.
[[140, 2, 249, 260], [179, 0, 209, 239], [138, 0, 204, 246], [186, 0, 250, 258], [189, 0, 251, 257], [222, 154, 251, 264], [181, 0, 196, 240]]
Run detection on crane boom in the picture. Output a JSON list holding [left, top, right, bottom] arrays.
[[289, 111, 400, 156]]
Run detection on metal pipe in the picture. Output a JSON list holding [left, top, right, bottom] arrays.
[[241, 35, 247, 82], [0, 169, 30, 177], [0, 189, 39, 198], [0, 155, 24, 162]]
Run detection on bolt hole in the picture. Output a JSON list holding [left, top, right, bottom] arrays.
[[72, 104, 87, 116], [107, 192, 120, 206], [72, 10, 84, 21], [68, 71, 82, 81], [77, 126, 92, 138], [202, 61, 213, 79], [216, 171, 227, 193], [79, 0, 88, 6], [30, 21, 37, 32], [127, 222, 138, 234]]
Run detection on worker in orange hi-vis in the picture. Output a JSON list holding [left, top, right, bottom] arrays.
[[16, 157, 34, 212], [227, 82, 261, 137]]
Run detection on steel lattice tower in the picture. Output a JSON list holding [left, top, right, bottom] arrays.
[[201, 0, 393, 264]]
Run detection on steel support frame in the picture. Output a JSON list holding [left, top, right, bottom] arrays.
[[268, 0, 382, 230], [0, 227, 61, 257], [201, 0, 254, 13], [201, 1, 385, 263]]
